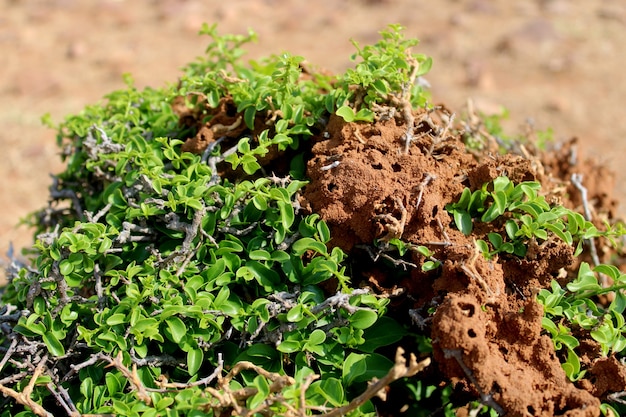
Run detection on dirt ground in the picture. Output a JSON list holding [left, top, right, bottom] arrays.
[[2, 0, 626, 264]]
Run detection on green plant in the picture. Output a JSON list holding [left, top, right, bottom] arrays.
[[538, 262, 626, 361], [3, 22, 625, 417], [446, 175, 623, 258], [462, 106, 554, 153], [538, 260, 626, 416], [0, 25, 437, 417], [332, 23, 432, 124], [447, 175, 626, 413]]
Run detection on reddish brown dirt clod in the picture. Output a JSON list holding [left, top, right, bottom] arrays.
[[300, 108, 623, 415]]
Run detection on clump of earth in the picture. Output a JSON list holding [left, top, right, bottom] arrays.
[[301, 108, 625, 416], [179, 96, 626, 415]]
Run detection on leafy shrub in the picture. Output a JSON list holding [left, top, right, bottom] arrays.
[[0, 25, 432, 416], [2, 23, 625, 417]]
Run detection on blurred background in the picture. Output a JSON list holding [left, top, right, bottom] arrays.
[[2, 0, 626, 268]]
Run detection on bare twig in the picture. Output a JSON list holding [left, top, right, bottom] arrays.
[[320, 160, 341, 171], [0, 355, 53, 417], [102, 352, 152, 405], [436, 217, 452, 244], [46, 383, 80, 417], [375, 196, 408, 241], [461, 242, 500, 302], [0, 339, 18, 373], [320, 348, 431, 417], [49, 176, 83, 219], [608, 391, 626, 404], [84, 202, 112, 223], [156, 353, 224, 390], [571, 173, 601, 269], [310, 289, 372, 315], [414, 173, 436, 211]]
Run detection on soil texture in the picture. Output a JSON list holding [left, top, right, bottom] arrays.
[[297, 106, 624, 416]]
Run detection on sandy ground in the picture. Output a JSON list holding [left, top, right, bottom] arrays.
[[2, 0, 626, 268]]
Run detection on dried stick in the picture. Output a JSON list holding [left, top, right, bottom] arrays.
[[571, 173, 601, 268], [102, 352, 152, 405], [0, 355, 53, 417], [320, 348, 431, 417]]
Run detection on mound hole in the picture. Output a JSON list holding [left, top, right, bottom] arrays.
[[459, 302, 476, 317]]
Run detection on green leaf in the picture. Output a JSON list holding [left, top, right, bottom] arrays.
[[243, 260, 280, 288], [481, 190, 506, 222], [248, 375, 270, 410], [568, 262, 602, 293], [166, 317, 187, 344], [343, 353, 368, 386], [43, 332, 65, 357], [593, 264, 621, 282], [287, 305, 304, 323], [187, 348, 203, 376], [252, 194, 268, 211], [59, 259, 74, 276], [415, 56, 433, 77], [277, 340, 301, 353], [452, 210, 472, 235], [249, 249, 272, 261], [336, 105, 356, 122], [278, 200, 295, 229], [609, 291, 626, 314], [349, 309, 378, 329], [307, 329, 326, 346], [562, 348, 583, 381], [487, 232, 503, 249], [360, 317, 408, 353], [505, 220, 519, 239], [106, 313, 127, 326], [317, 220, 331, 243], [422, 260, 440, 271], [292, 237, 328, 255], [244, 106, 257, 129], [354, 108, 374, 121], [476, 239, 490, 256], [314, 378, 345, 407]]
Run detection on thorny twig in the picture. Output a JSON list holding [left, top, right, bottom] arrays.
[[49, 176, 83, 220], [428, 112, 455, 156], [202, 135, 227, 185], [83, 125, 124, 160], [117, 221, 157, 244], [156, 205, 207, 271]]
